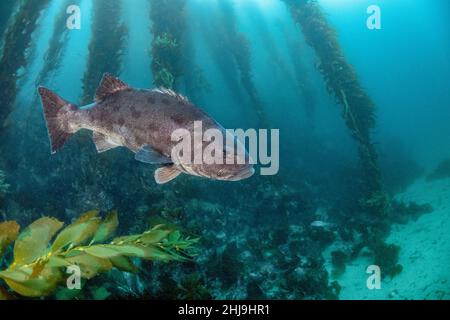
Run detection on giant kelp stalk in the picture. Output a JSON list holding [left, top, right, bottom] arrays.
[[251, 8, 317, 122], [0, 0, 50, 129], [283, 0, 382, 199], [14, 0, 82, 184], [36, 0, 81, 87], [82, 0, 128, 104], [218, 0, 269, 128], [149, 0, 187, 90], [0, 1, 17, 41], [21, 0, 82, 132]]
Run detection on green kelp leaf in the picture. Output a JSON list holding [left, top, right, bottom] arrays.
[[0, 268, 31, 283], [138, 228, 172, 245], [83, 244, 176, 261], [0, 221, 20, 259], [111, 234, 142, 245], [83, 244, 149, 259], [116, 244, 185, 261], [167, 230, 181, 243], [110, 256, 138, 273], [81, 245, 122, 259], [51, 216, 101, 252], [47, 256, 71, 268], [13, 217, 63, 265], [65, 253, 113, 279], [91, 210, 119, 244], [138, 245, 183, 261]]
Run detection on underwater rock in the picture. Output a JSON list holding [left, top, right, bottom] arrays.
[[426, 158, 450, 182], [388, 200, 433, 224], [371, 241, 403, 279], [330, 250, 348, 278]]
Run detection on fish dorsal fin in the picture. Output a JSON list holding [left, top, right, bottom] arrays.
[[153, 88, 189, 104], [135, 145, 172, 164], [95, 73, 129, 102], [155, 165, 181, 184]]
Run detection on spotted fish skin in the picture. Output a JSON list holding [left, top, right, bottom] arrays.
[[83, 87, 217, 155], [38, 74, 254, 184]]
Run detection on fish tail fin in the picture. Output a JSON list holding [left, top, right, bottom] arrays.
[[38, 86, 77, 154]]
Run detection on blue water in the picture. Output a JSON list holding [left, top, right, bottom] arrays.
[[0, 0, 449, 300]]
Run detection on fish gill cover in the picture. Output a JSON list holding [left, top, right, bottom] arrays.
[[0, 0, 449, 301]]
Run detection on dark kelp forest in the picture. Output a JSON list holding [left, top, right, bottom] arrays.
[[0, 0, 444, 300]]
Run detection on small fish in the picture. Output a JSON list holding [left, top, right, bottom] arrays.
[[310, 220, 335, 229], [38, 74, 254, 184]]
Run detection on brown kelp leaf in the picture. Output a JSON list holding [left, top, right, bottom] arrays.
[[0, 221, 20, 258], [0, 286, 13, 300], [137, 245, 179, 261], [91, 210, 119, 244], [51, 217, 101, 252], [3, 265, 62, 297], [65, 253, 112, 279], [75, 210, 99, 223], [4, 278, 48, 298], [30, 260, 46, 278], [109, 256, 138, 273], [13, 217, 63, 265]]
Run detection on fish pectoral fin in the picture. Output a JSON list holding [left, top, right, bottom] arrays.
[[135, 145, 172, 164], [93, 132, 121, 153], [154, 165, 181, 184], [95, 73, 130, 102]]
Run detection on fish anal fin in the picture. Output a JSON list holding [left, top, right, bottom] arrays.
[[135, 145, 172, 164], [93, 132, 120, 153], [155, 166, 181, 184], [95, 73, 129, 102]]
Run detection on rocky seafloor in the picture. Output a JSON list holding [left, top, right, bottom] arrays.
[[0, 156, 447, 300]]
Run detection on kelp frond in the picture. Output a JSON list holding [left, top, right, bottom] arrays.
[[283, 0, 382, 197], [0, 210, 198, 298]]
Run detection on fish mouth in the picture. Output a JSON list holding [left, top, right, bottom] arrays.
[[229, 166, 255, 181]]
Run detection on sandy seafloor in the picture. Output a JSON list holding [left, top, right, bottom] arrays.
[[324, 177, 450, 300]]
